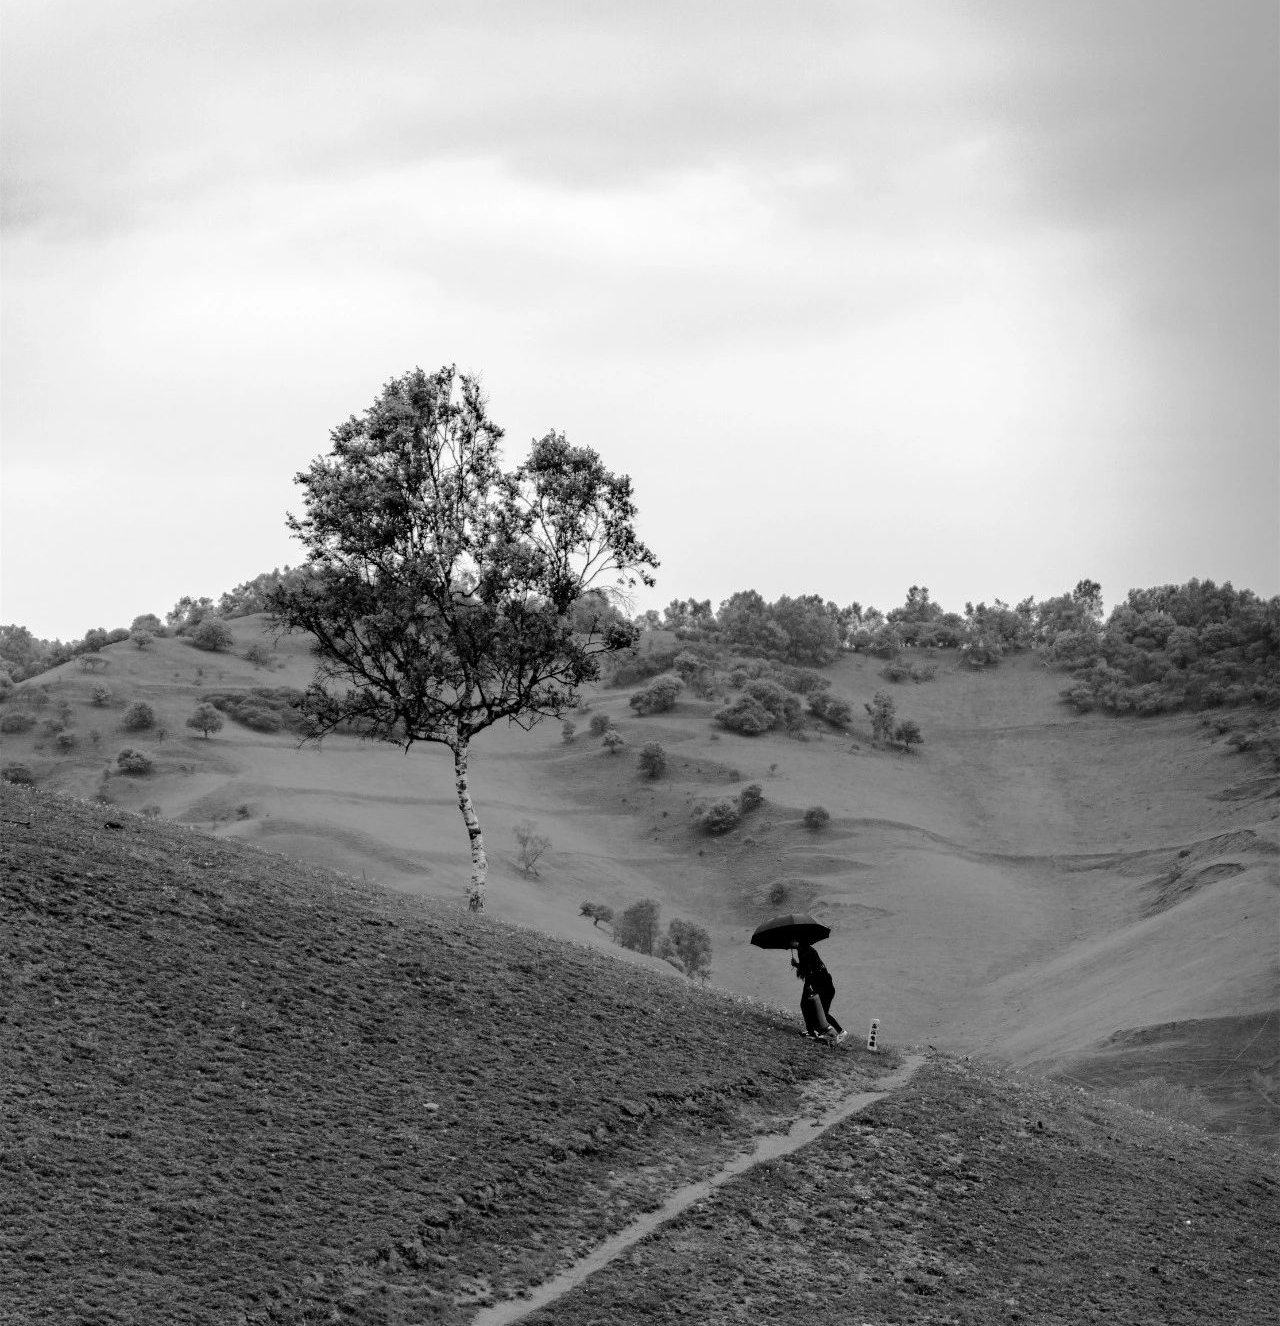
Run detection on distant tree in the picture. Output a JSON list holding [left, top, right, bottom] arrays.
[[561, 718, 577, 743], [133, 631, 154, 651], [243, 642, 273, 667], [579, 901, 615, 928], [81, 627, 110, 653], [864, 691, 896, 745], [186, 704, 224, 739], [714, 693, 773, 735], [588, 713, 613, 737], [629, 674, 683, 715], [809, 692, 852, 727], [637, 741, 667, 778], [89, 729, 101, 747], [267, 364, 657, 912], [514, 819, 552, 877], [602, 729, 625, 755], [738, 782, 764, 813], [803, 805, 831, 830], [192, 619, 234, 653], [122, 701, 156, 731], [116, 748, 153, 775], [55, 731, 77, 753], [698, 799, 741, 834], [166, 596, 215, 634], [657, 918, 713, 981], [614, 898, 661, 955], [131, 613, 165, 635], [894, 718, 924, 752]]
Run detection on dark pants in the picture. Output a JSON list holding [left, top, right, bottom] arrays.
[[805, 972, 843, 1034]]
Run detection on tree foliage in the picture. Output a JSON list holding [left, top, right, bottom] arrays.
[[657, 918, 713, 981], [629, 673, 683, 715], [268, 365, 657, 910], [864, 691, 896, 745], [614, 898, 661, 955], [513, 820, 551, 877], [192, 619, 235, 653], [122, 701, 156, 731], [637, 741, 667, 778], [186, 704, 225, 739], [579, 900, 614, 927]]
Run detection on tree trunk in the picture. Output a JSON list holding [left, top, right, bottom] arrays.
[[452, 736, 488, 911]]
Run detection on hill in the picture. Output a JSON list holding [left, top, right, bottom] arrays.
[[1, 616, 1277, 1144], [3, 785, 1276, 1324]]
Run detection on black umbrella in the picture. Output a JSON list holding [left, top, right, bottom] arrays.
[[750, 913, 831, 949]]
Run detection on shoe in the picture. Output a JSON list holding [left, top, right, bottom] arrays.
[[835, 1030, 847, 1044]]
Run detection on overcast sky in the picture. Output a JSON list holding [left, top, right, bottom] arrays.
[[3, 1, 1276, 640]]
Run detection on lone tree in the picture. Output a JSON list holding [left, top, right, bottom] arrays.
[[186, 703, 225, 739], [269, 365, 657, 911]]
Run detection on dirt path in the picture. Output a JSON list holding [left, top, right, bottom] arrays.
[[470, 1053, 927, 1325]]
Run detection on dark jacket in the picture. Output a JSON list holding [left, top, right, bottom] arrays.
[[792, 943, 828, 982]]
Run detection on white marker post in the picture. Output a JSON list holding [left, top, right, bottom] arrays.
[[866, 1018, 880, 1052]]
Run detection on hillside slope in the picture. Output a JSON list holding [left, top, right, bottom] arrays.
[[3, 785, 1275, 1325], [2, 621, 1276, 1140]]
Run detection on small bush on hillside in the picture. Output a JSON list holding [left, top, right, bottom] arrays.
[[728, 667, 749, 688], [55, 731, 77, 752], [243, 642, 274, 667], [90, 684, 112, 707], [131, 613, 165, 635], [192, 619, 234, 653], [122, 701, 156, 731], [774, 666, 829, 696], [201, 687, 307, 733], [580, 901, 614, 928], [656, 918, 712, 981], [602, 729, 625, 755], [864, 691, 896, 745], [911, 663, 937, 682], [141, 805, 162, 819], [803, 805, 830, 830], [89, 729, 101, 747], [637, 741, 667, 778], [2, 763, 34, 785], [0, 712, 35, 733], [117, 748, 153, 775], [808, 692, 852, 727], [879, 659, 912, 683], [31, 689, 50, 709], [629, 674, 683, 716], [133, 631, 154, 651], [738, 782, 764, 814], [514, 820, 551, 877], [894, 719, 924, 751], [186, 704, 225, 739], [614, 898, 661, 955], [714, 694, 773, 735], [743, 679, 801, 725], [561, 718, 576, 743], [697, 799, 741, 835], [40, 717, 64, 737], [588, 713, 612, 737]]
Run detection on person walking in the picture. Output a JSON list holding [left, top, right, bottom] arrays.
[[790, 940, 846, 1043]]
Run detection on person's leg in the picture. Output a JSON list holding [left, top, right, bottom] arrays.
[[818, 976, 843, 1033]]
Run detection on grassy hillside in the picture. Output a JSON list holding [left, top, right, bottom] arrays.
[[2, 618, 1276, 1143], [4, 785, 1275, 1325]]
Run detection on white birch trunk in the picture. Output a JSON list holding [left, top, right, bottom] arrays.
[[453, 737, 488, 911]]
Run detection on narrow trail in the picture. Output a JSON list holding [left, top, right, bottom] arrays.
[[470, 1053, 927, 1326]]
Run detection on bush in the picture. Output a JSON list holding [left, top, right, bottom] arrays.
[[89, 729, 101, 747], [116, 748, 153, 775], [191, 619, 235, 653], [602, 729, 625, 755], [201, 687, 307, 733], [2, 763, 34, 785], [561, 718, 576, 743], [579, 901, 615, 928], [697, 799, 741, 835], [40, 717, 64, 737], [743, 679, 801, 725], [879, 659, 912, 683], [90, 684, 112, 707], [803, 805, 830, 830], [131, 614, 165, 635], [243, 642, 274, 667], [0, 711, 34, 733], [808, 692, 852, 727], [864, 691, 896, 745], [714, 694, 773, 735], [122, 701, 156, 731], [588, 713, 613, 737], [186, 704, 224, 739], [514, 820, 551, 876], [738, 782, 764, 813], [133, 631, 154, 651], [637, 742, 667, 779], [656, 918, 712, 981], [629, 674, 683, 716], [894, 718, 924, 751], [140, 805, 162, 819], [55, 731, 77, 752], [614, 899, 661, 955]]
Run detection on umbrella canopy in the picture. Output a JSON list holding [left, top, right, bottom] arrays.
[[750, 913, 831, 949]]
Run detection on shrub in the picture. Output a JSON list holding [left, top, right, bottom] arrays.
[[588, 713, 613, 737], [864, 691, 896, 745], [743, 679, 801, 725], [55, 731, 77, 752], [140, 805, 162, 819], [614, 899, 661, 955], [698, 799, 741, 835], [714, 694, 773, 735], [629, 674, 683, 716], [894, 718, 924, 751], [561, 718, 577, 743], [131, 614, 164, 635], [186, 704, 225, 739], [239, 707, 284, 733], [90, 684, 112, 707], [808, 692, 852, 727], [89, 729, 101, 747], [0, 711, 35, 733], [602, 729, 625, 755], [911, 663, 937, 683], [116, 748, 153, 775], [192, 618, 235, 652], [1, 763, 34, 785], [656, 918, 712, 981], [243, 642, 274, 667], [738, 782, 764, 813], [803, 805, 830, 830], [0, 673, 14, 704], [201, 687, 307, 733], [40, 717, 64, 737], [580, 901, 615, 928], [122, 700, 156, 731], [133, 632, 154, 651], [514, 820, 551, 876], [637, 741, 667, 779], [879, 659, 912, 683]]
